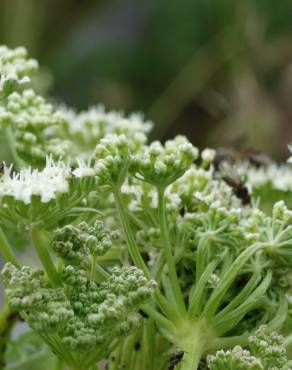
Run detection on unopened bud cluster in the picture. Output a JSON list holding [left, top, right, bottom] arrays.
[[131, 136, 198, 187], [2, 262, 155, 354], [94, 135, 130, 185], [52, 221, 119, 263], [0, 89, 68, 164], [207, 326, 291, 370]]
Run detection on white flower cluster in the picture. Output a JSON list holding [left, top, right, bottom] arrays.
[[121, 180, 182, 212], [0, 46, 38, 97], [172, 166, 243, 211], [239, 162, 292, 192], [0, 89, 69, 164], [0, 157, 98, 205], [60, 105, 153, 151], [0, 157, 69, 204]]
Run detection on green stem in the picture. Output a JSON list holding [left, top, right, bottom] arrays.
[[90, 256, 97, 282], [179, 350, 202, 370], [142, 318, 155, 370], [30, 226, 61, 288], [5, 127, 25, 170], [208, 335, 248, 351], [112, 186, 178, 322], [204, 242, 263, 318], [0, 305, 19, 370], [95, 263, 110, 279], [112, 186, 151, 279], [0, 228, 20, 267], [142, 304, 176, 333], [157, 188, 186, 315], [54, 357, 63, 370]]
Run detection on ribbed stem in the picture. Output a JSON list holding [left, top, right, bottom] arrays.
[[112, 186, 178, 322], [0, 228, 20, 267], [157, 188, 186, 315], [30, 226, 61, 288], [90, 256, 97, 282], [142, 304, 176, 333], [113, 187, 151, 279]]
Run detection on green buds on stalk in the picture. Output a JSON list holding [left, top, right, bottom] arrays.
[[52, 221, 119, 263], [131, 136, 198, 188], [94, 134, 130, 186]]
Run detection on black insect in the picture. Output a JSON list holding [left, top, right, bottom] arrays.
[[220, 162, 251, 205], [179, 206, 186, 217], [0, 162, 4, 175], [243, 149, 272, 168], [168, 351, 184, 370], [138, 309, 149, 319], [215, 148, 272, 170], [214, 148, 238, 170]]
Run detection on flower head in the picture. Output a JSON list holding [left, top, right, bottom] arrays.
[[131, 136, 198, 188], [0, 46, 38, 98], [0, 89, 69, 165]]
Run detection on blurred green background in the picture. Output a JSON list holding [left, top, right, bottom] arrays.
[[1, 0, 292, 159], [1, 2, 292, 366]]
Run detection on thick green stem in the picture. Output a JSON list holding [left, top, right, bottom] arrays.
[[179, 350, 202, 370], [0, 305, 19, 370], [157, 188, 186, 315], [0, 228, 20, 268], [113, 187, 151, 279], [30, 226, 61, 288]]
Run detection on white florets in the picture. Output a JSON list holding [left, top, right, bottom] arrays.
[[240, 162, 292, 192], [0, 46, 38, 96], [60, 105, 152, 148], [0, 157, 70, 204]]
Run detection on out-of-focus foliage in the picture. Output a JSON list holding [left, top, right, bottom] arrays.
[[1, 0, 292, 158], [6, 330, 54, 370]]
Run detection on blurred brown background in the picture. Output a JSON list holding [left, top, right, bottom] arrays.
[[1, 0, 292, 159]]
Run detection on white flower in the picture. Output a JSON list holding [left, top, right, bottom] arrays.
[[59, 105, 153, 148], [241, 162, 292, 192], [72, 159, 96, 178], [201, 148, 216, 163], [0, 157, 70, 204], [0, 45, 38, 95]]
